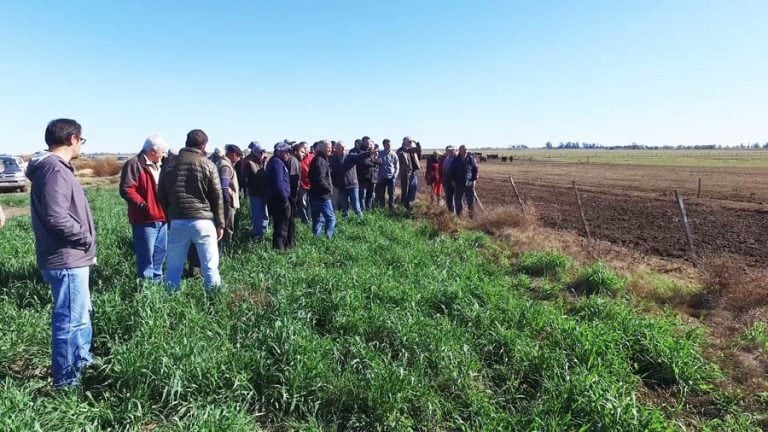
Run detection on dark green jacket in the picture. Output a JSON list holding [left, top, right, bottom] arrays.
[[158, 147, 224, 228]]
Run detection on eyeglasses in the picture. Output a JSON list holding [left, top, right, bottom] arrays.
[[78, 137, 87, 145]]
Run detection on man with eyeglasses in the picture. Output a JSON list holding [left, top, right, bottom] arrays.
[[27, 118, 96, 388]]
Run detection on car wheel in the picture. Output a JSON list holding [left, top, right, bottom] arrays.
[[18, 186, 27, 193]]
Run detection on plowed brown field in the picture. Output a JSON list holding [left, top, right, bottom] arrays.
[[467, 161, 768, 266]]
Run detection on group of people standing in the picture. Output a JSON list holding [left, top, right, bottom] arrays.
[[25, 118, 480, 388]]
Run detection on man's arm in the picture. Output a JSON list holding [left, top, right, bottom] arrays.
[[392, 154, 399, 179], [219, 165, 233, 207], [206, 162, 225, 230], [119, 158, 146, 208], [40, 168, 89, 248], [157, 167, 169, 211]]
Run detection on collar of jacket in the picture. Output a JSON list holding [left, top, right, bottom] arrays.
[[180, 147, 204, 157]]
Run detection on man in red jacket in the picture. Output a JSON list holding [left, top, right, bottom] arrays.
[[119, 135, 169, 282]]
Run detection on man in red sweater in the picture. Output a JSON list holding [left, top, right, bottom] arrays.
[[119, 135, 169, 282], [297, 142, 314, 224]]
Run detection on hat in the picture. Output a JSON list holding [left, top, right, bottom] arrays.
[[225, 144, 243, 156], [445, 145, 455, 152], [248, 141, 263, 153], [274, 142, 292, 153]]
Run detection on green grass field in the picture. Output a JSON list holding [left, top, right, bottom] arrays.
[[421, 149, 768, 168], [0, 188, 761, 431]]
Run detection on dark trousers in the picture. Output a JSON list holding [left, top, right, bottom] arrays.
[[443, 180, 455, 213], [375, 177, 396, 211], [222, 205, 236, 243], [454, 184, 475, 217], [399, 174, 410, 205], [359, 180, 375, 211], [297, 187, 310, 223], [268, 199, 294, 250]]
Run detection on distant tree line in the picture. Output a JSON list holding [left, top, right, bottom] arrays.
[[543, 141, 768, 150]]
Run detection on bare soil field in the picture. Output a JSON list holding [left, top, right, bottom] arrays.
[[475, 161, 768, 267]]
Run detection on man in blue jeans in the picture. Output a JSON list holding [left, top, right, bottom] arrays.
[[158, 129, 225, 293], [308, 140, 336, 237], [119, 135, 169, 282], [375, 139, 399, 211], [27, 118, 96, 388], [330, 141, 363, 219], [241, 142, 269, 240]]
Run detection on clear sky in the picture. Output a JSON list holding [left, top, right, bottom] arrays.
[[1, 0, 766, 154]]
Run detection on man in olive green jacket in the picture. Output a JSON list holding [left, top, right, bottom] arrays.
[[158, 129, 224, 293]]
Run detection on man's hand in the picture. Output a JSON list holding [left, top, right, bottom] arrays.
[[217, 227, 224, 241]]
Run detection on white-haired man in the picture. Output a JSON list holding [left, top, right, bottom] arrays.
[[119, 135, 169, 282]]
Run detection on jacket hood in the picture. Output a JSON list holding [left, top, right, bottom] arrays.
[[25, 151, 53, 181]]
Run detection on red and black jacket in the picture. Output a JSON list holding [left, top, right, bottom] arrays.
[[119, 152, 167, 224]]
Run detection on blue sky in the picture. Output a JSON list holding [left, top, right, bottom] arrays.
[[0, 0, 766, 154]]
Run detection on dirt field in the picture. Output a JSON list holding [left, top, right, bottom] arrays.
[[473, 161, 768, 266]]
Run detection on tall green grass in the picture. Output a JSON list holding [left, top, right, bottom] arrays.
[[0, 187, 760, 430]]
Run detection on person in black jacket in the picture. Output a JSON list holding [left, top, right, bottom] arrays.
[[308, 140, 336, 238], [351, 136, 378, 211], [450, 145, 479, 218], [265, 142, 294, 250]]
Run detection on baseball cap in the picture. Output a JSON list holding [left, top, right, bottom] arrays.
[[274, 142, 292, 153], [248, 141, 263, 153]]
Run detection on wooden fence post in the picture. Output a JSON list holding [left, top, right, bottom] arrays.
[[572, 181, 592, 243], [509, 176, 526, 213], [697, 178, 702, 199], [674, 190, 699, 267]]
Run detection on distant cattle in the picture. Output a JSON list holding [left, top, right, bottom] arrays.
[[501, 156, 508, 162], [487, 154, 499, 160], [479, 156, 487, 163]]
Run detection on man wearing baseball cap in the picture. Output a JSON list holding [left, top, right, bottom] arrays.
[[217, 144, 243, 243], [241, 142, 269, 240], [396, 136, 421, 210], [264, 142, 295, 250]]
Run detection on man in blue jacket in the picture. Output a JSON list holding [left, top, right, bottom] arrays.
[[450, 145, 479, 218], [27, 118, 96, 388], [265, 142, 294, 250]]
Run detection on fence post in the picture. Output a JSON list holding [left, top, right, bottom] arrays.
[[697, 178, 702, 199], [509, 176, 526, 213], [674, 190, 699, 267], [572, 181, 592, 242]]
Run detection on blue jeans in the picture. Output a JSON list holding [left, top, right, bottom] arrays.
[[164, 219, 221, 292], [310, 196, 336, 238], [338, 186, 362, 218], [132, 222, 168, 282], [41, 267, 93, 388], [248, 195, 269, 239], [359, 180, 375, 211]]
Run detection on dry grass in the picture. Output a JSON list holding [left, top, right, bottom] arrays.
[[92, 157, 122, 177], [415, 204, 463, 234], [694, 257, 768, 314], [471, 206, 539, 235], [71, 157, 122, 177]]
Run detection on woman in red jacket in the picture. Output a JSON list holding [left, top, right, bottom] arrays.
[[425, 151, 442, 205]]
